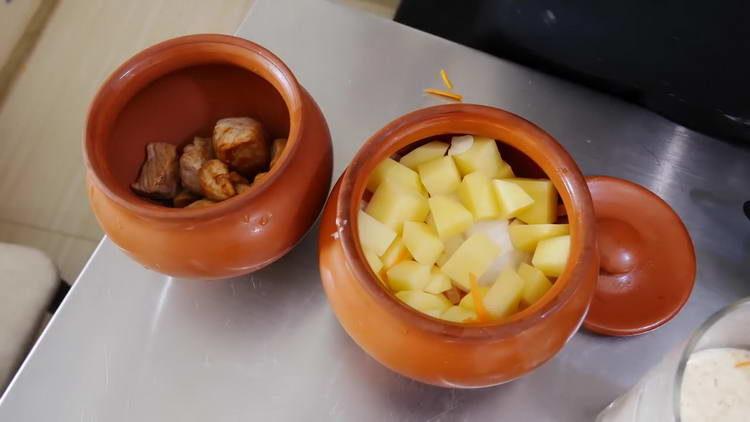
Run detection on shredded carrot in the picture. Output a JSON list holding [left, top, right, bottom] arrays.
[[735, 360, 750, 368], [469, 274, 490, 322], [424, 88, 463, 101], [439, 69, 453, 89]]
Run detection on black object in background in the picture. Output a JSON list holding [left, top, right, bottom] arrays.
[[395, 1, 750, 144]]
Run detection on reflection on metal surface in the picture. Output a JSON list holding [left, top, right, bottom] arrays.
[[651, 125, 690, 198]]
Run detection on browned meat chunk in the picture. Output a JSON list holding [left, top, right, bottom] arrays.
[[235, 184, 253, 195], [213, 117, 270, 177], [269, 138, 287, 168], [199, 159, 236, 201], [179, 136, 214, 194], [131, 142, 179, 200], [173, 189, 200, 208], [228, 172, 249, 186], [185, 199, 216, 209]]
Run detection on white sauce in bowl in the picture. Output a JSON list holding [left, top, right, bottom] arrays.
[[680, 347, 750, 422]]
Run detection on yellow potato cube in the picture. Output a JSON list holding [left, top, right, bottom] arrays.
[[380, 236, 411, 270], [508, 224, 569, 253], [518, 262, 552, 307], [532, 235, 571, 277], [505, 178, 558, 224], [493, 179, 534, 219], [436, 235, 464, 266], [402, 222, 444, 266], [459, 285, 488, 311], [386, 260, 432, 291], [363, 249, 383, 277], [452, 136, 505, 178], [357, 210, 396, 256], [441, 306, 477, 323], [458, 172, 499, 221], [417, 156, 462, 196], [428, 196, 473, 239], [440, 233, 501, 291], [396, 290, 451, 315], [482, 267, 525, 318], [367, 158, 425, 194], [497, 161, 515, 179], [399, 141, 449, 170], [366, 181, 430, 232], [424, 267, 452, 294]]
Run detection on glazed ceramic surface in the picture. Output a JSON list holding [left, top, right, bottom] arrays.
[[318, 104, 598, 387], [85, 35, 332, 279]]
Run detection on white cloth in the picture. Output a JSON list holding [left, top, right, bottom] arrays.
[[0, 243, 58, 390]]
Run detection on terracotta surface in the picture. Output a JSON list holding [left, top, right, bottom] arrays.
[[318, 104, 599, 387], [85, 35, 332, 279], [583, 176, 696, 336]]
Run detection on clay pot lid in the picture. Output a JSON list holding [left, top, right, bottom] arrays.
[[582, 176, 696, 336]]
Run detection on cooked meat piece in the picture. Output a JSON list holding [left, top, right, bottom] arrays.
[[253, 172, 268, 183], [213, 117, 270, 177], [173, 189, 200, 208], [228, 171, 250, 186], [179, 136, 214, 194], [235, 183, 253, 195], [444, 287, 462, 305], [131, 142, 179, 200], [185, 199, 216, 209], [199, 159, 236, 201], [269, 138, 287, 168]]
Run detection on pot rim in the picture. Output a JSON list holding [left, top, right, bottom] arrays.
[[336, 104, 598, 339], [84, 34, 304, 220]]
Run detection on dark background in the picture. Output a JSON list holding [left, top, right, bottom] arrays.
[[396, 0, 750, 144]]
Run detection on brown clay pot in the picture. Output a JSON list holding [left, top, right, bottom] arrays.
[[318, 104, 599, 387], [85, 35, 332, 279]]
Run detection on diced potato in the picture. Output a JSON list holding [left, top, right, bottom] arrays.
[[380, 236, 411, 270], [441, 306, 477, 323], [452, 136, 505, 178], [482, 267, 525, 318], [459, 285, 488, 311], [366, 158, 425, 194], [436, 235, 464, 266], [424, 267, 452, 294], [428, 196, 473, 239], [399, 141, 449, 170], [366, 181, 430, 232], [448, 135, 474, 156], [396, 290, 451, 315], [458, 172, 499, 221], [386, 260, 432, 291], [497, 161, 515, 179], [465, 219, 527, 284], [532, 235, 571, 277], [363, 249, 383, 277], [505, 178, 558, 224], [508, 224, 569, 253], [493, 179, 534, 219], [402, 222, 444, 266], [358, 210, 396, 256], [518, 262, 552, 307], [440, 233, 501, 291], [417, 156, 462, 196]]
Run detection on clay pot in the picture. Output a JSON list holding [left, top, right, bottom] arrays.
[[318, 104, 599, 387], [85, 34, 332, 279]]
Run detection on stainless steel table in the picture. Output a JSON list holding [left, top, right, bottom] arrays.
[[2, 0, 749, 420]]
